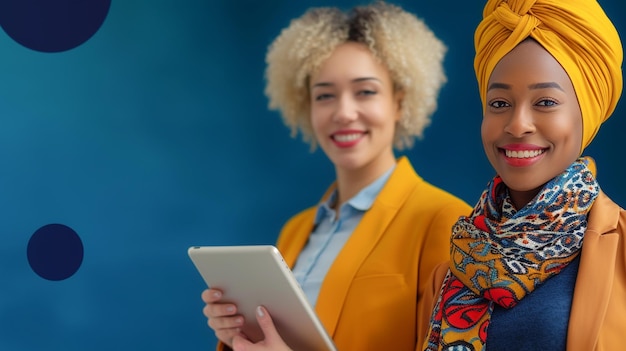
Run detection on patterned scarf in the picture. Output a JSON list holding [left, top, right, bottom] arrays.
[[423, 157, 599, 351]]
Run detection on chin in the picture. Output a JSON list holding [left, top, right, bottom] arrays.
[[328, 154, 362, 169], [499, 174, 546, 193]]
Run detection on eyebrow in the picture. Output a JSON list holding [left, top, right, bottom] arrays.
[[487, 81, 564, 92], [528, 82, 564, 91], [311, 77, 380, 88]]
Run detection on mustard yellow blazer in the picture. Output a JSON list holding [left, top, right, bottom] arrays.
[[276, 157, 471, 351], [416, 191, 626, 350]]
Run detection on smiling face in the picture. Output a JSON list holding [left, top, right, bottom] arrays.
[[481, 39, 583, 208], [309, 42, 402, 177]]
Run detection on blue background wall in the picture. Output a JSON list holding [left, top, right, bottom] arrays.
[[1, 0, 624, 349]]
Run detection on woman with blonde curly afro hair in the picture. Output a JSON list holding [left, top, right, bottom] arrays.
[[201, 2, 470, 350]]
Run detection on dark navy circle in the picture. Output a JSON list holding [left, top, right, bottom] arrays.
[[0, 0, 112, 53], [27, 223, 84, 281]]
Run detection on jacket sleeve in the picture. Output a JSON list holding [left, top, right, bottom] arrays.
[[417, 200, 470, 296], [416, 263, 449, 350]]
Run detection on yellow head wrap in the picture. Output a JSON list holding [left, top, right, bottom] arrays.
[[474, 0, 623, 152]]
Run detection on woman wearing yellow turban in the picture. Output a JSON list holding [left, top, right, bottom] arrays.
[[419, 0, 625, 350]]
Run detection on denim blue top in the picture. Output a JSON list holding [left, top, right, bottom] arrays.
[[292, 164, 395, 306]]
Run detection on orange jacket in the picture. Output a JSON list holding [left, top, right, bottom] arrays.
[[275, 157, 470, 351], [416, 191, 626, 350]]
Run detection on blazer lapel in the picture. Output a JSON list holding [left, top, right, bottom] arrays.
[[567, 191, 620, 350], [314, 157, 419, 336], [280, 185, 337, 268]]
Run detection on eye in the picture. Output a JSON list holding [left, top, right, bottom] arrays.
[[536, 98, 558, 107], [357, 89, 377, 96], [314, 93, 334, 101], [488, 100, 510, 109]]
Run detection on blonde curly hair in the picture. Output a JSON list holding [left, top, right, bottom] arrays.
[[264, 1, 447, 150]]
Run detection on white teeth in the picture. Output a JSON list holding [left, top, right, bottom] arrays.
[[334, 133, 362, 142], [505, 149, 545, 158]]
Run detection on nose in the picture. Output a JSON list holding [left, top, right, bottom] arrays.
[[333, 94, 358, 123], [504, 106, 536, 137]]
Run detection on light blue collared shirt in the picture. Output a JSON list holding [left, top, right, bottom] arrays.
[[292, 164, 396, 306]]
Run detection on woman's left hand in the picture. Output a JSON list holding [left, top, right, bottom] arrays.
[[232, 306, 292, 351]]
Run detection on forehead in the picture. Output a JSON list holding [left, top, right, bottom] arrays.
[[311, 42, 391, 83], [488, 39, 573, 88]]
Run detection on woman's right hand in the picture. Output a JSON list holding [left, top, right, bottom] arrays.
[[201, 288, 246, 348]]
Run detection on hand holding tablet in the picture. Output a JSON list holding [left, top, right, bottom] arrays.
[[189, 245, 337, 351]]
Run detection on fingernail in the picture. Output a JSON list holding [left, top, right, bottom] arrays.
[[212, 291, 221, 298], [256, 306, 265, 317], [226, 306, 235, 313]]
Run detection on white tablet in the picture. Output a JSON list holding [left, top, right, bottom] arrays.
[[188, 245, 337, 351]]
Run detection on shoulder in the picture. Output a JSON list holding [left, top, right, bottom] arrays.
[[399, 176, 471, 218], [588, 191, 626, 236], [379, 160, 471, 233], [280, 206, 317, 232], [385, 157, 471, 213], [275, 205, 318, 262]]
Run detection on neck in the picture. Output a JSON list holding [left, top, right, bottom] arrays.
[[333, 155, 396, 209], [508, 188, 540, 210]]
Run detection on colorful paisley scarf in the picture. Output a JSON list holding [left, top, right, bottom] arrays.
[[423, 157, 599, 351]]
